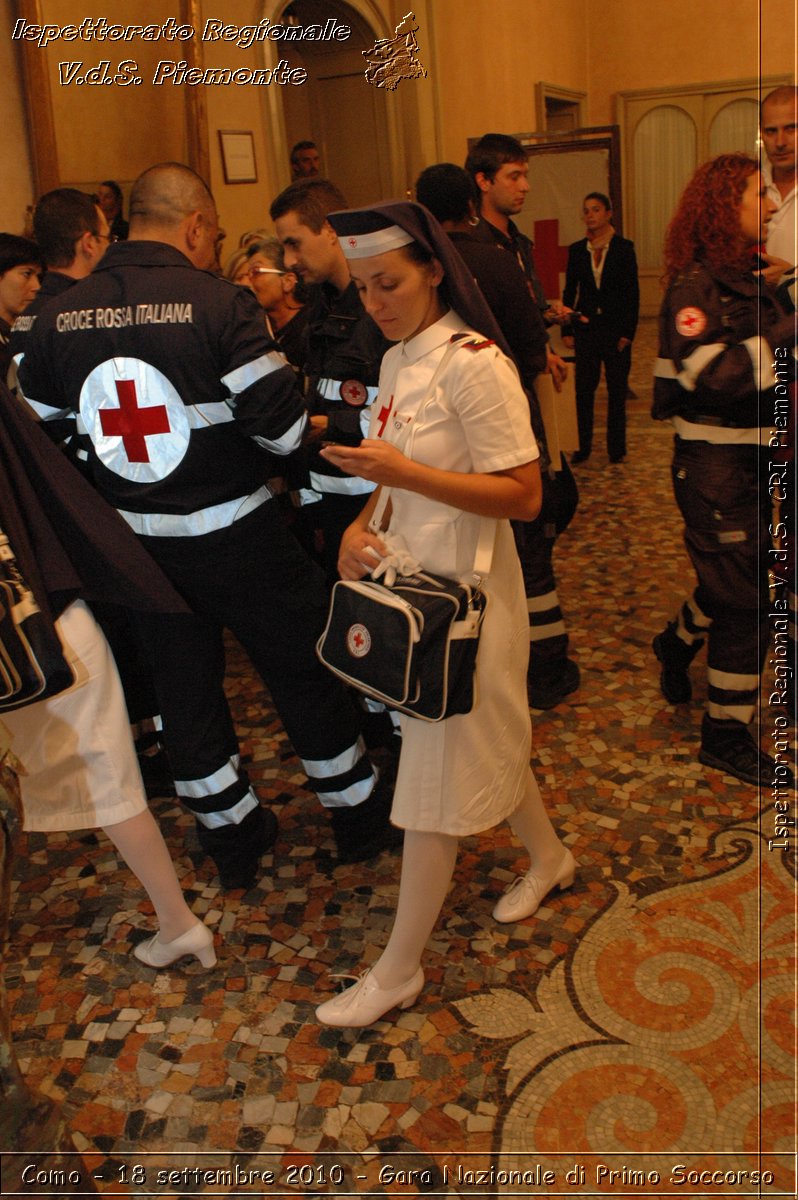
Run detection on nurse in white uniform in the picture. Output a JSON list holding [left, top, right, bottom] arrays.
[[315, 202, 576, 1027]]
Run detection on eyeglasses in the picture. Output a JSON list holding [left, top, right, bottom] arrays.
[[95, 232, 119, 243], [247, 266, 285, 278]]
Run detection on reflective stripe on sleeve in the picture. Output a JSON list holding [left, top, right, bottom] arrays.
[[117, 486, 271, 537], [309, 470, 376, 496], [252, 412, 306, 455], [743, 336, 778, 390], [222, 351, 287, 394], [23, 396, 72, 421], [677, 343, 726, 391]]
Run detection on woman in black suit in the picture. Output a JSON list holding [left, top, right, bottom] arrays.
[[562, 193, 639, 463]]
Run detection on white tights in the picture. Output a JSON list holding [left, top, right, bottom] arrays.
[[372, 768, 562, 990], [102, 809, 197, 944]]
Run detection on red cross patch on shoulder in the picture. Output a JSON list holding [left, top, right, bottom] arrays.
[[340, 379, 367, 406], [675, 307, 707, 337]]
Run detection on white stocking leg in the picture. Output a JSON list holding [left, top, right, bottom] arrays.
[[372, 829, 458, 990], [507, 769, 566, 876], [102, 809, 196, 943]]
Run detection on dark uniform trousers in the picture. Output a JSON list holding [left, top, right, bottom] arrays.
[[473, 218, 580, 681], [672, 439, 770, 724], [130, 500, 372, 823], [513, 461, 579, 673], [574, 325, 631, 461]]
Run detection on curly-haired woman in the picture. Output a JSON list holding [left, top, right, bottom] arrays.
[[651, 153, 795, 786]]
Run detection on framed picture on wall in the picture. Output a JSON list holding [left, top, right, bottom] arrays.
[[218, 131, 258, 184]]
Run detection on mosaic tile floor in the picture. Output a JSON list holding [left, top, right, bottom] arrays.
[[3, 319, 796, 1198]]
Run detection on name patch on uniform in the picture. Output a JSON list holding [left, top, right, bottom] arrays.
[[675, 307, 707, 337], [55, 302, 194, 333]]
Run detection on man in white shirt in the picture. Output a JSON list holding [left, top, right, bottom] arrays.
[[760, 85, 797, 293]]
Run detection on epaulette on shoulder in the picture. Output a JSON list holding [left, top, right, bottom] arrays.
[[449, 333, 496, 352]]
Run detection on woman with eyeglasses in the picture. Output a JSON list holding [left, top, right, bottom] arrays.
[[244, 237, 308, 370], [223, 246, 253, 287]]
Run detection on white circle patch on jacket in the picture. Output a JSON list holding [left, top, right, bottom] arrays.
[[79, 358, 190, 481]]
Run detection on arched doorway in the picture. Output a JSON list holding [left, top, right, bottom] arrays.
[[261, 0, 406, 205]]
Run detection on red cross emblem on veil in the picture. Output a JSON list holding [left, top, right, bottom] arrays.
[[99, 379, 170, 463]]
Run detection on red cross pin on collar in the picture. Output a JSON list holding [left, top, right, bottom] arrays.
[[348, 237, 358, 247], [675, 307, 707, 338], [99, 378, 170, 462]]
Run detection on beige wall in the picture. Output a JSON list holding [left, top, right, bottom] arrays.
[[2, 0, 794, 239], [589, 0, 795, 125], [426, 0, 589, 158], [0, 0, 35, 232]]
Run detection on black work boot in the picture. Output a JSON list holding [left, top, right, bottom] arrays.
[[652, 622, 702, 704], [196, 805, 278, 890], [699, 715, 794, 788], [329, 777, 403, 863], [528, 658, 580, 710]]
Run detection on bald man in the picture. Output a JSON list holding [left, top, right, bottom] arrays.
[[17, 162, 397, 889]]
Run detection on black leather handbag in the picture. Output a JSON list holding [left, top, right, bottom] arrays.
[[0, 528, 74, 711]]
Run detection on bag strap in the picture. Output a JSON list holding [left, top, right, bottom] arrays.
[[368, 334, 496, 585]]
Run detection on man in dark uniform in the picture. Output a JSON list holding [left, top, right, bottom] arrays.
[[270, 179, 400, 750], [17, 163, 396, 887], [465, 135, 580, 711], [11, 186, 174, 799], [270, 179, 391, 584], [10, 189, 111, 434]]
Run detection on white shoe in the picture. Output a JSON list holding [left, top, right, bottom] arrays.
[[492, 849, 576, 923], [316, 966, 424, 1027], [133, 920, 216, 969]]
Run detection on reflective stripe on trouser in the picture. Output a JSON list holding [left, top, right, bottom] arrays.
[[672, 440, 770, 725], [363, 695, 402, 730], [130, 501, 377, 827], [527, 589, 567, 643], [173, 755, 258, 829], [675, 592, 712, 649], [706, 665, 760, 725], [512, 515, 567, 667]]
